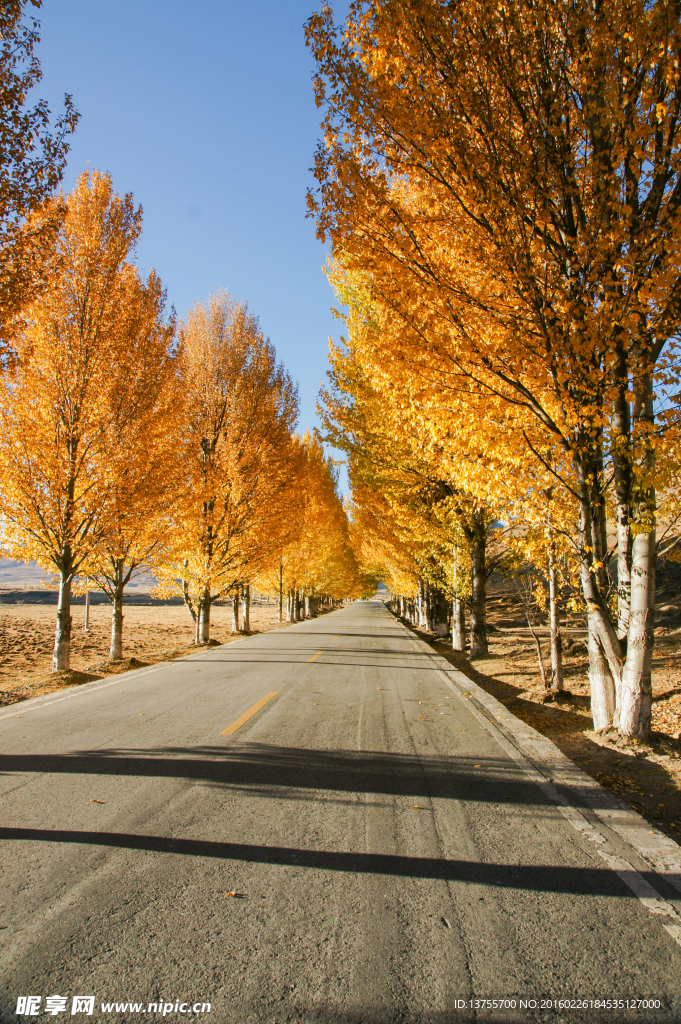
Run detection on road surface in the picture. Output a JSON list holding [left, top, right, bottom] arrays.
[[1, 599, 680, 1023]]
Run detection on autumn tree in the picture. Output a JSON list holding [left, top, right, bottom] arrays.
[[321, 259, 508, 656], [307, 0, 681, 738], [0, 171, 164, 671], [266, 431, 365, 614], [156, 293, 299, 642], [79, 273, 178, 661], [0, 1, 78, 349]]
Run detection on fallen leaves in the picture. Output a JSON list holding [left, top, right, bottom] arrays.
[[652, 691, 681, 738]]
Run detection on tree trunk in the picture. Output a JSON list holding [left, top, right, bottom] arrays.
[[548, 546, 564, 691], [278, 559, 283, 623], [575, 458, 623, 724], [199, 587, 211, 642], [469, 525, 488, 658], [195, 598, 201, 645], [182, 561, 198, 626], [231, 591, 240, 633], [452, 596, 466, 651], [616, 505, 632, 647], [618, 367, 656, 739], [53, 565, 72, 671], [418, 578, 427, 629], [588, 618, 616, 731], [433, 588, 448, 636], [109, 560, 125, 661], [451, 547, 466, 651], [242, 585, 250, 633], [612, 350, 632, 647], [530, 627, 549, 689], [619, 527, 655, 739]]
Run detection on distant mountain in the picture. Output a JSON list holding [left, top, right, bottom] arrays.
[[0, 559, 156, 592]]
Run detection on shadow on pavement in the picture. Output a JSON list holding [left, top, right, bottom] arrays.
[[0, 825, 646, 897], [0, 743, 625, 810]]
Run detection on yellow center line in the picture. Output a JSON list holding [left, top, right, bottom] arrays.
[[308, 650, 323, 663], [220, 691, 279, 736], [331, 635, 339, 642]]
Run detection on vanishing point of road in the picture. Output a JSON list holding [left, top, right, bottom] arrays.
[[1, 599, 680, 1024]]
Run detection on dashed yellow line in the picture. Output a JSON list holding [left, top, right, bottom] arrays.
[[308, 651, 323, 663], [220, 691, 279, 735]]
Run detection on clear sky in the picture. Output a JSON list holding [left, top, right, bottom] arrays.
[[34, 0, 347, 439]]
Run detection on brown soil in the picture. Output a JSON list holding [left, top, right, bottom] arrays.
[[0, 599, 284, 705], [410, 579, 681, 845]]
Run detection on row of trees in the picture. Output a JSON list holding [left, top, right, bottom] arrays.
[[0, 171, 367, 670], [306, 0, 681, 740]]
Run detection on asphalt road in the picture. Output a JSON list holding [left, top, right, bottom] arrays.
[[1, 599, 680, 1024]]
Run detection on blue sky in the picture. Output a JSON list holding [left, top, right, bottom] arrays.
[[34, 0, 347, 439]]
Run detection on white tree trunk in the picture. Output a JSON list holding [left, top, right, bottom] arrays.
[[613, 372, 632, 644], [469, 533, 488, 658], [231, 592, 239, 633], [619, 527, 655, 738], [616, 502, 632, 641], [575, 468, 623, 725], [53, 568, 72, 671], [199, 587, 211, 642], [418, 579, 427, 628], [110, 596, 124, 660], [588, 619, 616, 731], [548, 553, 564, 691], [109, 559, 125, 661], [452, 596, 466, 651], [242, 585, 250, 632]]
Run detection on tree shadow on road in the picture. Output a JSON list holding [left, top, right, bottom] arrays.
[[0, 823, 656, 899], [0, 742, 653, 816]]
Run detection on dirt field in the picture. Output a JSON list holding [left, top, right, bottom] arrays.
[[0, 596, 283, 703]]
